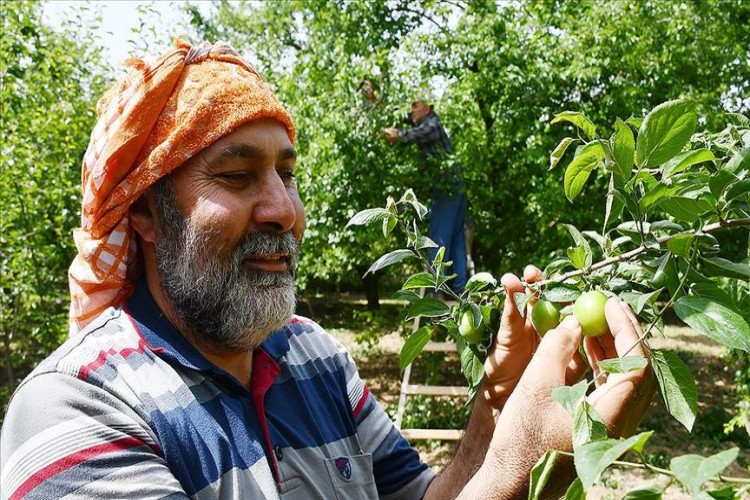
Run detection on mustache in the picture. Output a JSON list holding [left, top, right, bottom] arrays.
[[235, 230, 300, 269]]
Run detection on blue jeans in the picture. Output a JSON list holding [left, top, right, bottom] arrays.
[[427, 191, 468, 293]]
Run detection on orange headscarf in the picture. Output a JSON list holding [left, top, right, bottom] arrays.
[[68, 39, 296, 335]]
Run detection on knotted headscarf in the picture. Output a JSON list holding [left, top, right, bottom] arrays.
[[68, 39, 296, 335]]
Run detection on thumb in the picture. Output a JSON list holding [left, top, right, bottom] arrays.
[[525, 315, 583, 383]]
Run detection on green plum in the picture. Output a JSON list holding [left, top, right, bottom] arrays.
[[531, 299, 561, 336], [458, 310, 483, 344], [573, 290, 609, 337]]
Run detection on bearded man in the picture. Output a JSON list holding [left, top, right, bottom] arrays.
[[1, 40, 654, 499]]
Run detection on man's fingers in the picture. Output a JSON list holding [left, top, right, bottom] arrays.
[[523, 265, 543, 284], [564, 347, 588, 385], [582, 336, 607, 387], [605, 299, 647, 358], [500, 273, 525, 325], [525, 315, 582, 379]]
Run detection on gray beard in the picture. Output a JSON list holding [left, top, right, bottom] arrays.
[[151, 177, 298, 352]]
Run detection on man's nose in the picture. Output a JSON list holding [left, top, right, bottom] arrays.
[[252, 172, 297, 233]]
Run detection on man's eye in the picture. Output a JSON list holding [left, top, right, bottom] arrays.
[[280, 171, 296, 184], [218, 172, 249, 182]]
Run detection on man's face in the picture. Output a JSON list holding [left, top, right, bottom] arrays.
[[410, 101, 431, 123], [151, 119, 305, 351]]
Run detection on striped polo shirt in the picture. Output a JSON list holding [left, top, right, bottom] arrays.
[[1, 281, 434, 499]]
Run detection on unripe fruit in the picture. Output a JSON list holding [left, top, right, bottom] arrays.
[[573, 290, 609, 337], [458, 310, 483, 344], [531, 300, 561, 336]]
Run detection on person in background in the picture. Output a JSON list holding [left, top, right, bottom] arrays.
[[1, 40, 654, 499], [382, 98, 468, 295]]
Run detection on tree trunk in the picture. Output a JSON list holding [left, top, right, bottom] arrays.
[[362, 272, 381, 310]]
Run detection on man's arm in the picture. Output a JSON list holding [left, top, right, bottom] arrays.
[[396, 116, 442, 145], [1, 372, 189, 500]]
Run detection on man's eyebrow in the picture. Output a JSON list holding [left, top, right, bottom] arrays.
[[216, 144, 297, 162], [280, 147, 297, 162], [218, 144, 264, 160]]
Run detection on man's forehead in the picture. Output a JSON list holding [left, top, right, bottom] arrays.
[[201, 119, 295, 158]]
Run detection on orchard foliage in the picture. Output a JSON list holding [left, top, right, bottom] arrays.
[[349, 100, 750, 497], [188, 0, 750, 291], [0, 1, 110, 387]]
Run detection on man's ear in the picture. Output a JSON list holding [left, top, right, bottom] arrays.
[[129, 191, 158, 244]]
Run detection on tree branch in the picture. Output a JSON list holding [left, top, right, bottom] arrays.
[[491, 217, 750, 293]]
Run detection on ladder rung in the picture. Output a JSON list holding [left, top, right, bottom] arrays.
[[400, 428, 463, 440], [423, 342, 457, 352], [403, 384, 467, 396]]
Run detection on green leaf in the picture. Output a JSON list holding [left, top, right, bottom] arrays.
[[564, 142, 606, 201], [564, 478, 585, 500], [567, 246, 587, 270], [598, 356, 648, 374], [708, 170, 738, 201], [622, 485, 664, 499], [465, 272, 497, 293], [401, 272, 437, 290], [365, 249, 415, 275], [399, 325, 432, 371], [666, 233, 694, 258], [674, 296, 750, 351], [659, 196, 712, 224], [651, 349, 697, 431], [636, 100, 697, 168], [626, 116, 643, 129], [575, 432, 649, 489], [725, 179, 750, 203], [631, 431, 654, 454], [542, 283, 582, 303], [528, 450, 559, 500], [639, 183, 681, 213], [404, 297, 451, 320], [670, 448, 739, 496], [633, 288, 663, 314], [563, 224, 592, 268], [726, 147, 750, 173], [705, 486, 739, 499], [550, 137, 577, 170], [662, 148, 716, 178], [572, 400, 607, 448], [701, 257, 750, 280], [460, 345, 485, 389], [551, 111, 597, 139], [382, 214, 397, 236], [514, 292, 532, 316], [346, 207, 392, 228], [604, 174, 625, 231], [399, 188, 428, 219], [612, 118, 635, 181], [552, 380, 588, 416], [691, 283, 741, 313], [416, 235, 438, 249], [392, 289, 421, 302]]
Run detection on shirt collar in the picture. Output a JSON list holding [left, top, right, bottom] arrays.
[[125, 278, 291, 373]]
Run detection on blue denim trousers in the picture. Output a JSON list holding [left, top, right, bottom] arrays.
[[427, 191, 468, 293]]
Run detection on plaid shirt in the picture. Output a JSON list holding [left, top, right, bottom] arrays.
[[397, 112, 453, 161], [398, 112, 463, 195]]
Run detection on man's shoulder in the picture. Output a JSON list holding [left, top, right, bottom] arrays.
[[23, 307, 146, 384]]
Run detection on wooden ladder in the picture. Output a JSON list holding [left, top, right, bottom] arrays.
[[394, 293, 467, 441]]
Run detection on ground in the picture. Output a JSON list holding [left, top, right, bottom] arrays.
[[300, 294, 750, 499]]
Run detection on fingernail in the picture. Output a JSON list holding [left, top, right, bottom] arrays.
[[561, 315, 579, 328]]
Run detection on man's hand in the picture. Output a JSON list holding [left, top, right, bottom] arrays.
[[382, 127, 399, 143], [459, 297, 655, 499], [482, 266, 586, 410]]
